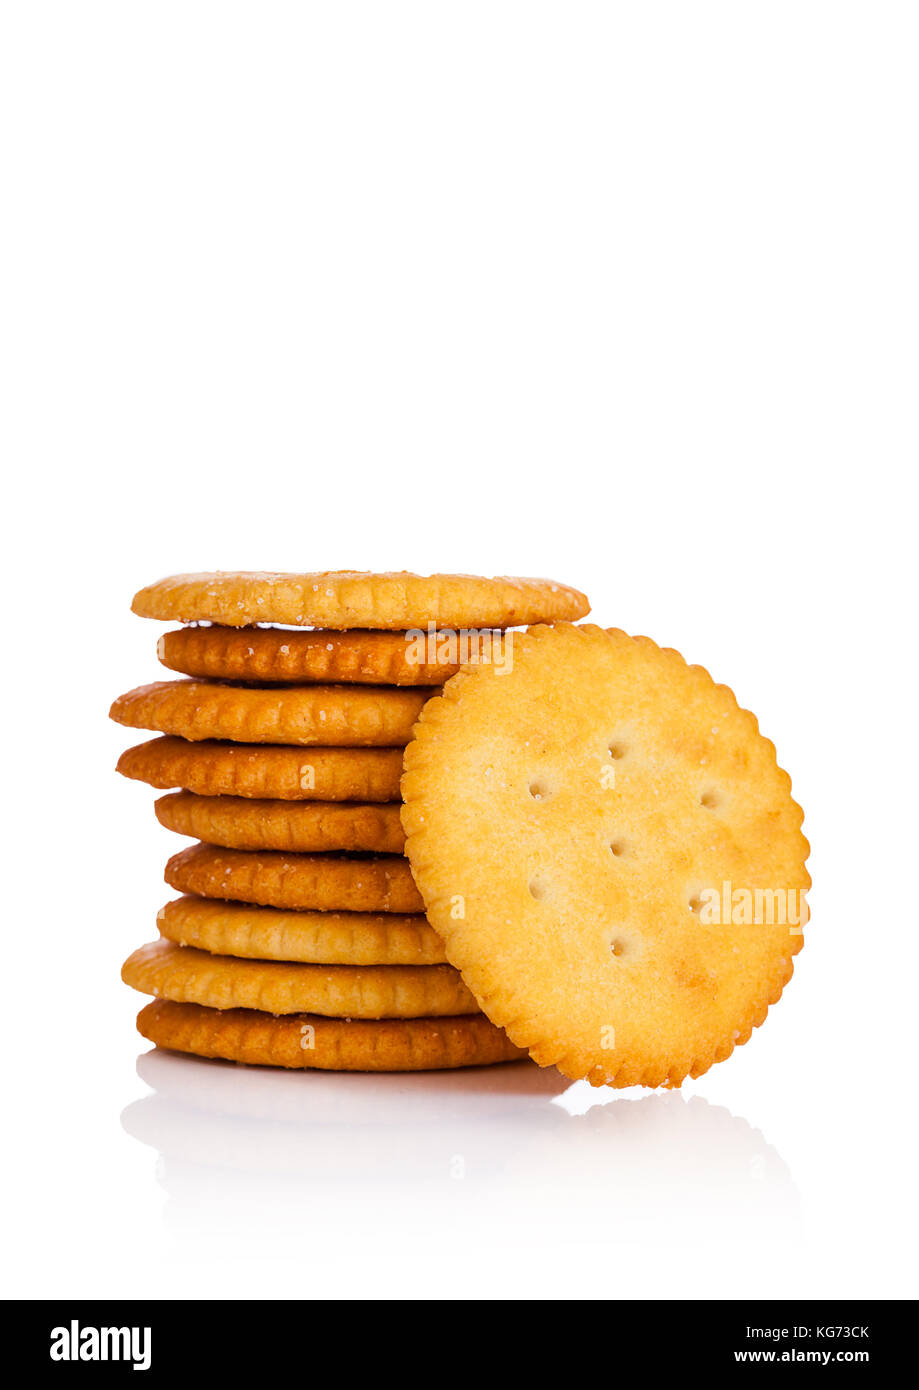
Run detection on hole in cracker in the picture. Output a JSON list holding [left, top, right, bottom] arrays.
[[609, 840, 625, 857], [608, 742, 626, 759], [528, 780, 550, 800], [700, 790, 719, 809], [528, 876, 548, 901], [688, 894, 703, 914], [610, 938, 627, 957]]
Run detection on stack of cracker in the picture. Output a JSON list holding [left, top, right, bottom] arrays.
[[111, 571, 590, 1072]]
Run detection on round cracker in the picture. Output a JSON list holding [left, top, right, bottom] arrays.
[[401, 623, 810, 1089], [155, 792, 406, 854], [117, 737, 404, 802], [132, 570, 589, 630], [137, 999, 526, 1071], [165, 843, 424, 913], [110, 680, 428, 746], [157, 626, 461, 685], [123, 940, 477, 1018], [157, 896, 447, 964]]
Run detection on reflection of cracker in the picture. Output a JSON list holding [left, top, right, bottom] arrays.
[[137, 999, 526, 1070], [123, 940, 476, 1017], [158, 627, 458, 685], [110, 680, 428, 746], [117, 737, 404, 802], [157, 895, 447, 964], [132, 570, 589, 629], [166, 844, 423, 912], [402, 624, 810, 1089], [155, 792, 405, 853]]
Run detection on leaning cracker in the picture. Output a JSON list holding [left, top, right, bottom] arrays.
[[110, 680, 428, 746], [157, 895, 447, 964], [401, 624, 810, 1089], [132, 570, 589, 629], [137, 999, 526, 1070], [117, 737, 403, 802], [155, 792, 406, 854], [166, 843, 423, 913], [123, 940, 476, 1017], [157, 626, 471, 685]]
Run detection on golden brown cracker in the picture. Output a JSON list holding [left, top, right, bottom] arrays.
[[155, 791, 406, 854], [122, 939, 476, 1017], [157, 895, 447, 964], [401, 623, 810, 1089], [132, 570, 590, 629], [157, 626, 460, 685], [137, 998, 526, 1070], [110, 680, 428, 746], [166, 843, 424, 912], [117, 737, 404, 802]]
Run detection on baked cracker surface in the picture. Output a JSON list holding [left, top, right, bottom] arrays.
[[154, 791, 406, 853], [110, 680, 428, 747], [157, 896, 447, 965], [158, 626, 465, 684], [136, 999, 526, 1070], [401, 623, 810, 1088], [132, 571, 590, 629], [122, 940, 476, 1017], [117, 737, 404, 801], [165, 843, 424, 913]]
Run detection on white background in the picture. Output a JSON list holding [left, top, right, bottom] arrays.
[[3, 2, 917, 1301]]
